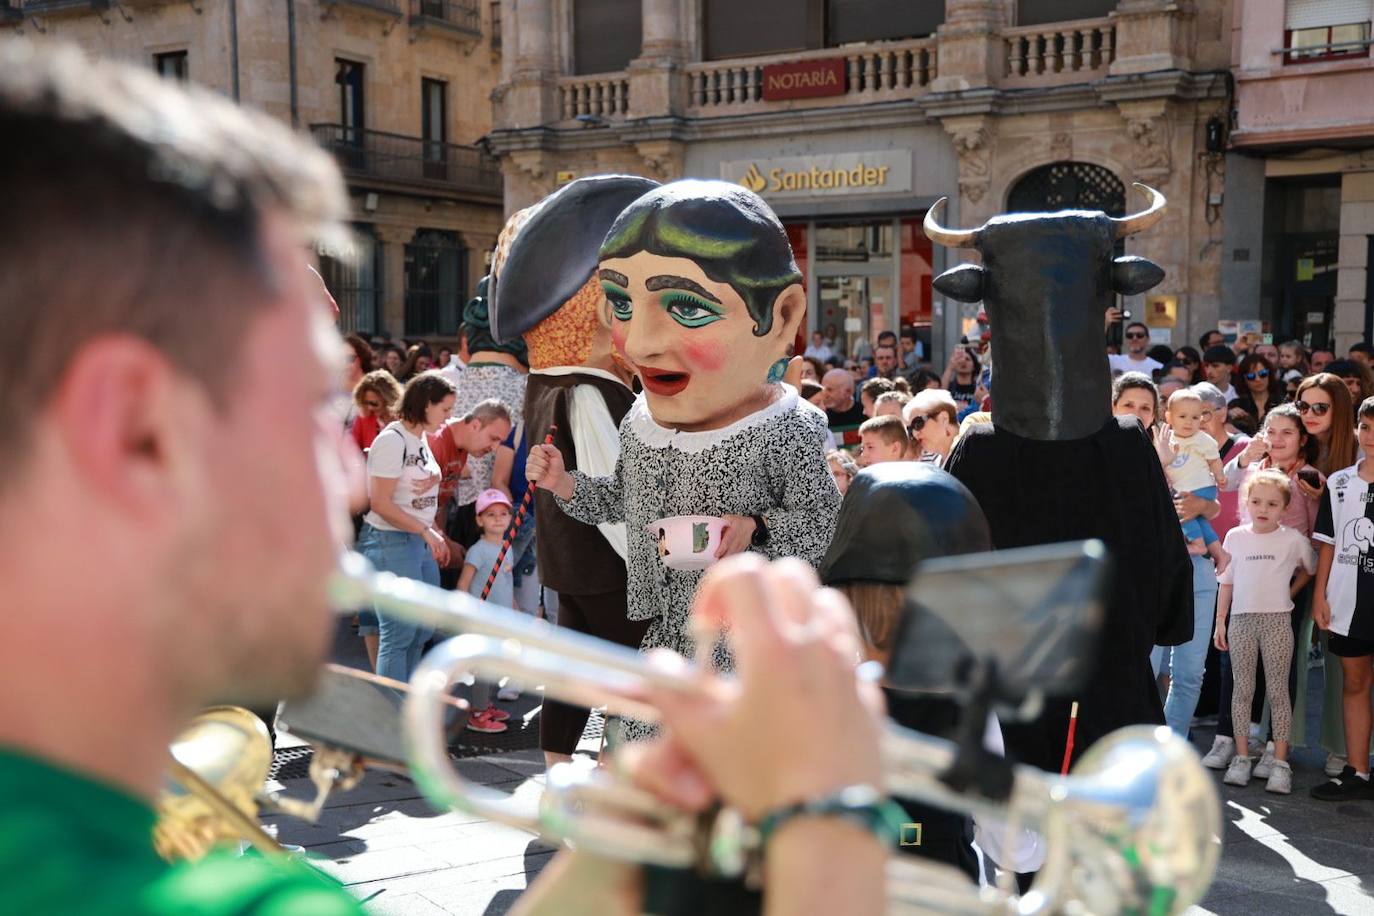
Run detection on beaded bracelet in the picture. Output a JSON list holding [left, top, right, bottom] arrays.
[[756, 785, 907, 851]]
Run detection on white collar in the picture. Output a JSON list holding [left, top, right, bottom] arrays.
[[626, 384, 800, 454], [531, 365, 631, 389]]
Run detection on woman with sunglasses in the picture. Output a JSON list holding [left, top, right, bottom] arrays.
[[350, 369, 404, 453], [1174, 346, 1204, 384], [1294, 374, 1358, 484], [1230, 353, 1284, 425]]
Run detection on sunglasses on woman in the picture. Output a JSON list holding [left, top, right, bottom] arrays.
[[907, 414, 929, 434], [1176, 354, 1197, 365], [1295, 400, 1331, 416], [1245, 369, 1269, 381]]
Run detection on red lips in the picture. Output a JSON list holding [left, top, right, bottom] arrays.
[[639, 365, 692, 396]]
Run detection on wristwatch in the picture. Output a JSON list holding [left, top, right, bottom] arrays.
[[749, 513, 770, 547]]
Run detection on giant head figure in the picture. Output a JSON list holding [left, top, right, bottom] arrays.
[[925, 184, 1167, 440], [489, 175, 660, 373], [597, 180, 807, 431]]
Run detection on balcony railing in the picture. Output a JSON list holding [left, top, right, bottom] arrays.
[[409, 0, 479, 36], [310, 124, 502, 197], [1002, 18, 1115, 86], [685, 38, 937, 116], [557, 72, 631, 121]]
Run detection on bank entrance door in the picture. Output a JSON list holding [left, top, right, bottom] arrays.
[[816, 273, 894, 362]]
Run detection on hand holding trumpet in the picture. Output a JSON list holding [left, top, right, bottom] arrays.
[[512, 555, 888, 916]]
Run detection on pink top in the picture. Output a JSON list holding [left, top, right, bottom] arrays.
[[1212, 436, 1250, 543], [1222, 454, 1322, 538], [1217, 524, 1316, 614]]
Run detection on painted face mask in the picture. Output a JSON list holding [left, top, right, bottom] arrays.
[[598, 180, 806, 431]]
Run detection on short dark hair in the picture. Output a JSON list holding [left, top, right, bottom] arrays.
[[1202, 345, 1236, 365], [398, 373, 457, 425], [1199, 329, 1223, 349], [1360, 395, 1374, 423], [1126, 321, 1149, 334], [861, 377, 896, 399], [876, 330, 898, 344], [899, 327, 918, 343], [1351, 342, 1374, 357], [599, 180, 801, 337], [0, 41, 348, 478]]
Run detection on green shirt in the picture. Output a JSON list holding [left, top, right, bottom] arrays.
[[0, 747, 363, 915]]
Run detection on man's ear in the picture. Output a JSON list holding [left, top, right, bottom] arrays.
[[53, 336, 200, 520], [769, 283, 807, 351]]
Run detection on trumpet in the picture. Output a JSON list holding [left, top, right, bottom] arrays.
[[329, 552, 1222, 915]]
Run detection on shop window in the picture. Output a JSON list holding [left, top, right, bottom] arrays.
[[319, 225, 381, 336], [1017, 0, 1117, 26], [405, 230, 466, 337], [573, 0, 642, 74], [1284, 0, 1372, 62], [828, 0, 943, 45]]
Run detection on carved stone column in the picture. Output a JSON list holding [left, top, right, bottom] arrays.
[[628, 0, 687, 119], [374, 224, 415, 338], [930, 0, 1005, 93], [940, 115, 996, 222], [1110, 0, 1196, 76], [496, 0, 559, 130]]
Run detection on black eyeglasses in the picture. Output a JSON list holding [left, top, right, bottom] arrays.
[[1296, 400, 1332, 416], [1124, 331, 1147, 340], [1245, 370, 1270, 381]]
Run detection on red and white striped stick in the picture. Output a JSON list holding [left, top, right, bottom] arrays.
[[479, 425, 557, 601]]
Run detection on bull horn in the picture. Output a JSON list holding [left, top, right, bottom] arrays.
[[923, 198, 980, 248], [1112, 183, 1166, 238]]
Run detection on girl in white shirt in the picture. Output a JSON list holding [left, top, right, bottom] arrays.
[[1214, 470, 1317, 794]]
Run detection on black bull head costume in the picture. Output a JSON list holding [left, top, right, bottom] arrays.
[[925, 183, 1166, 440]]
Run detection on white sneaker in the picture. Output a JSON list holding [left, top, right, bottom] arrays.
[[496, 686, 521, 701], [1201, 736, 1235, 769], [1223, 755, 1253, 787], [1265, 760, 1293, 795], [1252, 741, 1277, 779], [1326, 753, 1349, 777]]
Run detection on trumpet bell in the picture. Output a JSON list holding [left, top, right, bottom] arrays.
[[1061, 725, 1221, 915], [153, 706, 275, 861]]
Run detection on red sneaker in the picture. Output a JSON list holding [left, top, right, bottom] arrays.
[[465, 708, 508, 733], [484, 703, 511, 722]]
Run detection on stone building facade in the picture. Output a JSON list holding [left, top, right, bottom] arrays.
[[5, 0, 506, 340], [488, 0, 1231, 363], [1224, 0, 1374, 353]]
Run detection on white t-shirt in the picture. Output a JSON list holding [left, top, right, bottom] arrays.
[[1217, 524, 1316, 614], [363, 422, 442, 532], [1313, 462, 1374, 639], [1165, 431, 1220, 493], [1108, 353, 1162, 378]]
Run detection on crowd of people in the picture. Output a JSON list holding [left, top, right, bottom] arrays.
[[14, 36, 1374, 916], [1105, 330, 1374, 800]]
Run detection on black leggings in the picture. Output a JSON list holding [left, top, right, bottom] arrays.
[[540, 591, 651, 755]]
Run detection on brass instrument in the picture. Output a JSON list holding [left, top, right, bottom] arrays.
[[328, 552, 1223, 915]]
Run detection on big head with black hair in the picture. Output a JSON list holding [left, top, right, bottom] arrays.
[[598, 180, 806, 430]]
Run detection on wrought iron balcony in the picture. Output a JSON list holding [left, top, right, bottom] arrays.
[[409, 0, 479, 37], [310, 123, 501, 198]]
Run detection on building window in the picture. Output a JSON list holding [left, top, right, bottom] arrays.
[[1007, 161, 1126, 215], [319, 225, 381, 336], [421, 78, 448, 180], [490, 0, 502, 49], [1284, 0, 1372, 62], [827, 0, 943, 45], [336, 59, 365, 138], [705, 0, 942, 60], [405, 230, 466, 337], [573, 0, 642, 74], [1016, 0, 1117, 27], [154, 51, 189, 81]]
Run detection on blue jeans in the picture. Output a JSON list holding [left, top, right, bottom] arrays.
[[358, 523, 438, 683], [1151, 554, 1218, 738], [1179, 485, 1219, 546]]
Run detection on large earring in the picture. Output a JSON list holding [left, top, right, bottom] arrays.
[[767, 357, 789, 384]]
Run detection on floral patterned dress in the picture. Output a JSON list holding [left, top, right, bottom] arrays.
[[554, 384, 841, 740]]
